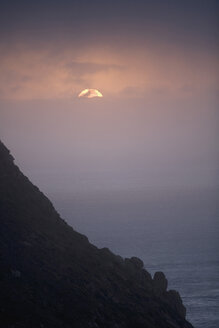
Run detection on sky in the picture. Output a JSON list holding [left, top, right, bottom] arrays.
[[0, 0, 218, 194]]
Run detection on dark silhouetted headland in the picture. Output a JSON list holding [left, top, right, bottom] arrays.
[[0, 140, 193, 328]]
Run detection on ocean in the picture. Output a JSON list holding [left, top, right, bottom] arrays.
[[49, 188, 219, 328]]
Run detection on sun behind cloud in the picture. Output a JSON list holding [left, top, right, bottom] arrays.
[[78, 89, 103, 98]]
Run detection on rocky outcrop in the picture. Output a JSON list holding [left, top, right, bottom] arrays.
[[0, 140, 193, 328], [166, 290, 187, 318], [153, 271, 168, 294]]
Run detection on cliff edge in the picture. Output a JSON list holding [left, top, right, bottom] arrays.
[[0, 140, 193, 328]]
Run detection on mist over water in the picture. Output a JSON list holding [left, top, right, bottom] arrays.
[[49, 187, 219, 328], [1, 94, 218, 328], [1, 97, 218, 327]]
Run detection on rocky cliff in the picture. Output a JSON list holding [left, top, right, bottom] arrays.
[[0, 140, 193, 328]]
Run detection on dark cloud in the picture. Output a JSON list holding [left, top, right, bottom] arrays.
[[0, 0, 218, 51], [65, 62, 123, 76]]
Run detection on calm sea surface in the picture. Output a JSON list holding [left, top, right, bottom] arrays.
[[49, 189, 219, 328]]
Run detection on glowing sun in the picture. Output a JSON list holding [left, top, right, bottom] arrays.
[[78, 89, 103, 98]]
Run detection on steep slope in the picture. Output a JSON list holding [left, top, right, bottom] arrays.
[[0, 140, 193, 328]]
